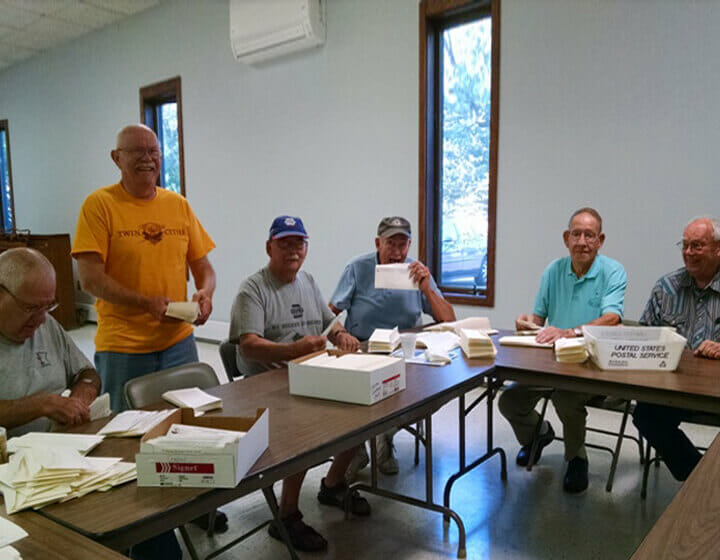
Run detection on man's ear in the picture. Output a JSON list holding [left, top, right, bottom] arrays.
[[266, 240, 272, 258], [562, 230, 570, 249], [375, 237, 381, 251], [110, 150, 121, 169], [597, 232, 606, 248]]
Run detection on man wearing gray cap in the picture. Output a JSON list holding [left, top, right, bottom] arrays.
[[330, 216, 455, 477]]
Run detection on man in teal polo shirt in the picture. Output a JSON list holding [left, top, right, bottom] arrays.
[[499, 208, 626, 493]]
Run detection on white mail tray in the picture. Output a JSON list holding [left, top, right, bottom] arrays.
[[582, 326, 687, 371]]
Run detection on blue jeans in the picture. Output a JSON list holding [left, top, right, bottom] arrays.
[[95, 334, 199, 412]]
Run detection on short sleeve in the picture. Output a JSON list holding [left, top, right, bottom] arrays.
[[46, 317, 94, 386], [421, 275, 443, 317], [532, 265, 552, 319], [71, 194, 110, 261], [639, 281, 663, 326], [330, 263, 356, 311], [184, 201, 216, 262], [310, 275, 335, 329], [600, 264, 627, 318], [229, 281, 266, 341]]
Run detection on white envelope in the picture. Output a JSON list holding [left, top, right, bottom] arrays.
[[374, 263, 418, 290]]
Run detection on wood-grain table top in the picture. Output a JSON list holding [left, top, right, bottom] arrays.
[[631, 432, 720, 560], [1, 510, 128, 559], [37, 354, 494, 547], [492, 331, 720, 413]]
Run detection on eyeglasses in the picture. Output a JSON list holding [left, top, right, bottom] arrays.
[[116, 147, 161, 158], [568, 230, 598, 242], [275, 238, 308, 251], [677, 240, 709, 253], [0, 284, 59, 315]]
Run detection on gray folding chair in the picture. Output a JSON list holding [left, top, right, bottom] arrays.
[[124, 362, 220, 409], [219, 339, 242, 379]]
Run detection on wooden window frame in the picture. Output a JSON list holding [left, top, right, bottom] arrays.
[[0, 119, 16, 232], [139, 76, 186, 197], [419, 0, 500, 306]]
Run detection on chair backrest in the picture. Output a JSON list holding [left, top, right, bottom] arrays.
[[219, 339, 242, 379], [124, 362, 220, 409]]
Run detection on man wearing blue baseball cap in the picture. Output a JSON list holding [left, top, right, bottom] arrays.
[[229, 216, 367, 552]]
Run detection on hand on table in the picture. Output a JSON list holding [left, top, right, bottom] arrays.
[[535, 326, 574, 344], [694, 340, 720, 359], [42, 394, 91, 426], [334, 331, 360, 352]]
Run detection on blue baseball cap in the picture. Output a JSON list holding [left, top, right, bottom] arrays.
[[269, 215, 309, 240]]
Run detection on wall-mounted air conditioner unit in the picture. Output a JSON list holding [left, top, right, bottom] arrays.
[[230, 0, 326, 65]]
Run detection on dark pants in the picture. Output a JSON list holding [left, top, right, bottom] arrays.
[[632, 402, 702, 481]]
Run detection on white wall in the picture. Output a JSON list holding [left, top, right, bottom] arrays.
[[0, 0, 717, 332]]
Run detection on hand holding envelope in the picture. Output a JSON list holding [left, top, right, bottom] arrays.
[[165, 301, 200, 323]]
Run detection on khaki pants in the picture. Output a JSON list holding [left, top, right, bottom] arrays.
[[498, 382, 594, 460]]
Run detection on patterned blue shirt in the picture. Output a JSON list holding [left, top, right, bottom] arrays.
[[639, 267, 720, 349]]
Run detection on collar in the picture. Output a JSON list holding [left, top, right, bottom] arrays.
[[681, 267, 720, 293], [566, 255, 600, 281]]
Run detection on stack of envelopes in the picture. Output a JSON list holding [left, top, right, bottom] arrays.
[[8, 432, 104, 455], [98, 409, 176, 437], [368, 327, 401, 353], [0, 447, 135, 514], [459, 328, 497, 358], [0, 515, 27, 559], [554, 337, 588, 363]]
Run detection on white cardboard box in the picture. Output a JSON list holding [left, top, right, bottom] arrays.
[[289, 351, 406, 405], [582, 326, 687, 371], [136, 408, 269, 488]]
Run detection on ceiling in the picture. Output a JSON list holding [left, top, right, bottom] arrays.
[[0, 0, 159, 71]]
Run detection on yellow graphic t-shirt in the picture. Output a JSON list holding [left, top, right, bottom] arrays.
[[72, 184, 215, 353]]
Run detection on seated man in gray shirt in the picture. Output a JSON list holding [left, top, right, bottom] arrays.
[[0, 248, 100, 437], [229, 216, 366, 552]]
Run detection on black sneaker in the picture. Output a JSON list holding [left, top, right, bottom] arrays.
[[267, 510, 327, 552], [563, 457, 589, 494], [516, 423, 556, 467], [317, 478, 371, 516]]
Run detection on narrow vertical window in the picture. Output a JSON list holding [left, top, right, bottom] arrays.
[[139, 77, 185, 196], [0, 120, 15, 232], [420, 1, 500, 306]]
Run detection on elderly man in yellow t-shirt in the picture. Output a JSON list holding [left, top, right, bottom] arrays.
[[72, 125, 219, 554], [72, 124, 216, 410]]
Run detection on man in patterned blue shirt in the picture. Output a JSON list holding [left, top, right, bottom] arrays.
[[633, 217, 720, 480], [499, 208, 627, 494]]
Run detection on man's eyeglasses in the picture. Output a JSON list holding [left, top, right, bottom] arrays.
[[275, 238, 308, 251], [568, 230, 598, 242], [0, 284, 59, 315], [677, 240, 709, 253], [117, 147, 161, 158]]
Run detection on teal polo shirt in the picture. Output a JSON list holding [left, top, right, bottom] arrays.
[[532, 254, 626, 329]]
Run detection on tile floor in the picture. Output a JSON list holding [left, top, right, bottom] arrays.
[[68, 325, 718, 560]]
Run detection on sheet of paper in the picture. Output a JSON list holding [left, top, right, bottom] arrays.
[[0, 545, 21, 560], [0, 516, 28, 548], [374, 263, 418, 291], [498, 335, 553, 349], [7, 433, 104, 456]]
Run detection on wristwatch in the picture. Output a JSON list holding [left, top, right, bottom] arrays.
[[573, 327, 583, 337]]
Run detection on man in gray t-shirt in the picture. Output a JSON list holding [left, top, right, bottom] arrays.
[[0, 249, 101, 437], [230, 267, 335, 375], [228, 216, 367, 552]]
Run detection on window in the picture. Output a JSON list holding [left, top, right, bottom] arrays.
[[0, 120, 15, 232], [419, 0, 500, 306], [139, 77, 185, 196]]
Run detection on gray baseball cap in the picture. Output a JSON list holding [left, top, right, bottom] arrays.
[[377, 216, 411, 238]]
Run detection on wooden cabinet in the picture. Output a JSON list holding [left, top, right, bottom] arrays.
[[0, 233, 78, 330]]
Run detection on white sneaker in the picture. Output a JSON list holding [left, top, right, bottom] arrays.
[[376, 434, 399, 475], [344, 445, 369, 483]]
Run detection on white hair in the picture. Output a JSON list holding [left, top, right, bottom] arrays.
[[685, 216, 720, 242], [0, 248, 55, 293]]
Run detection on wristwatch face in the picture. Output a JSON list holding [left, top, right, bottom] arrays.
[[574, 328, 583, 337]]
